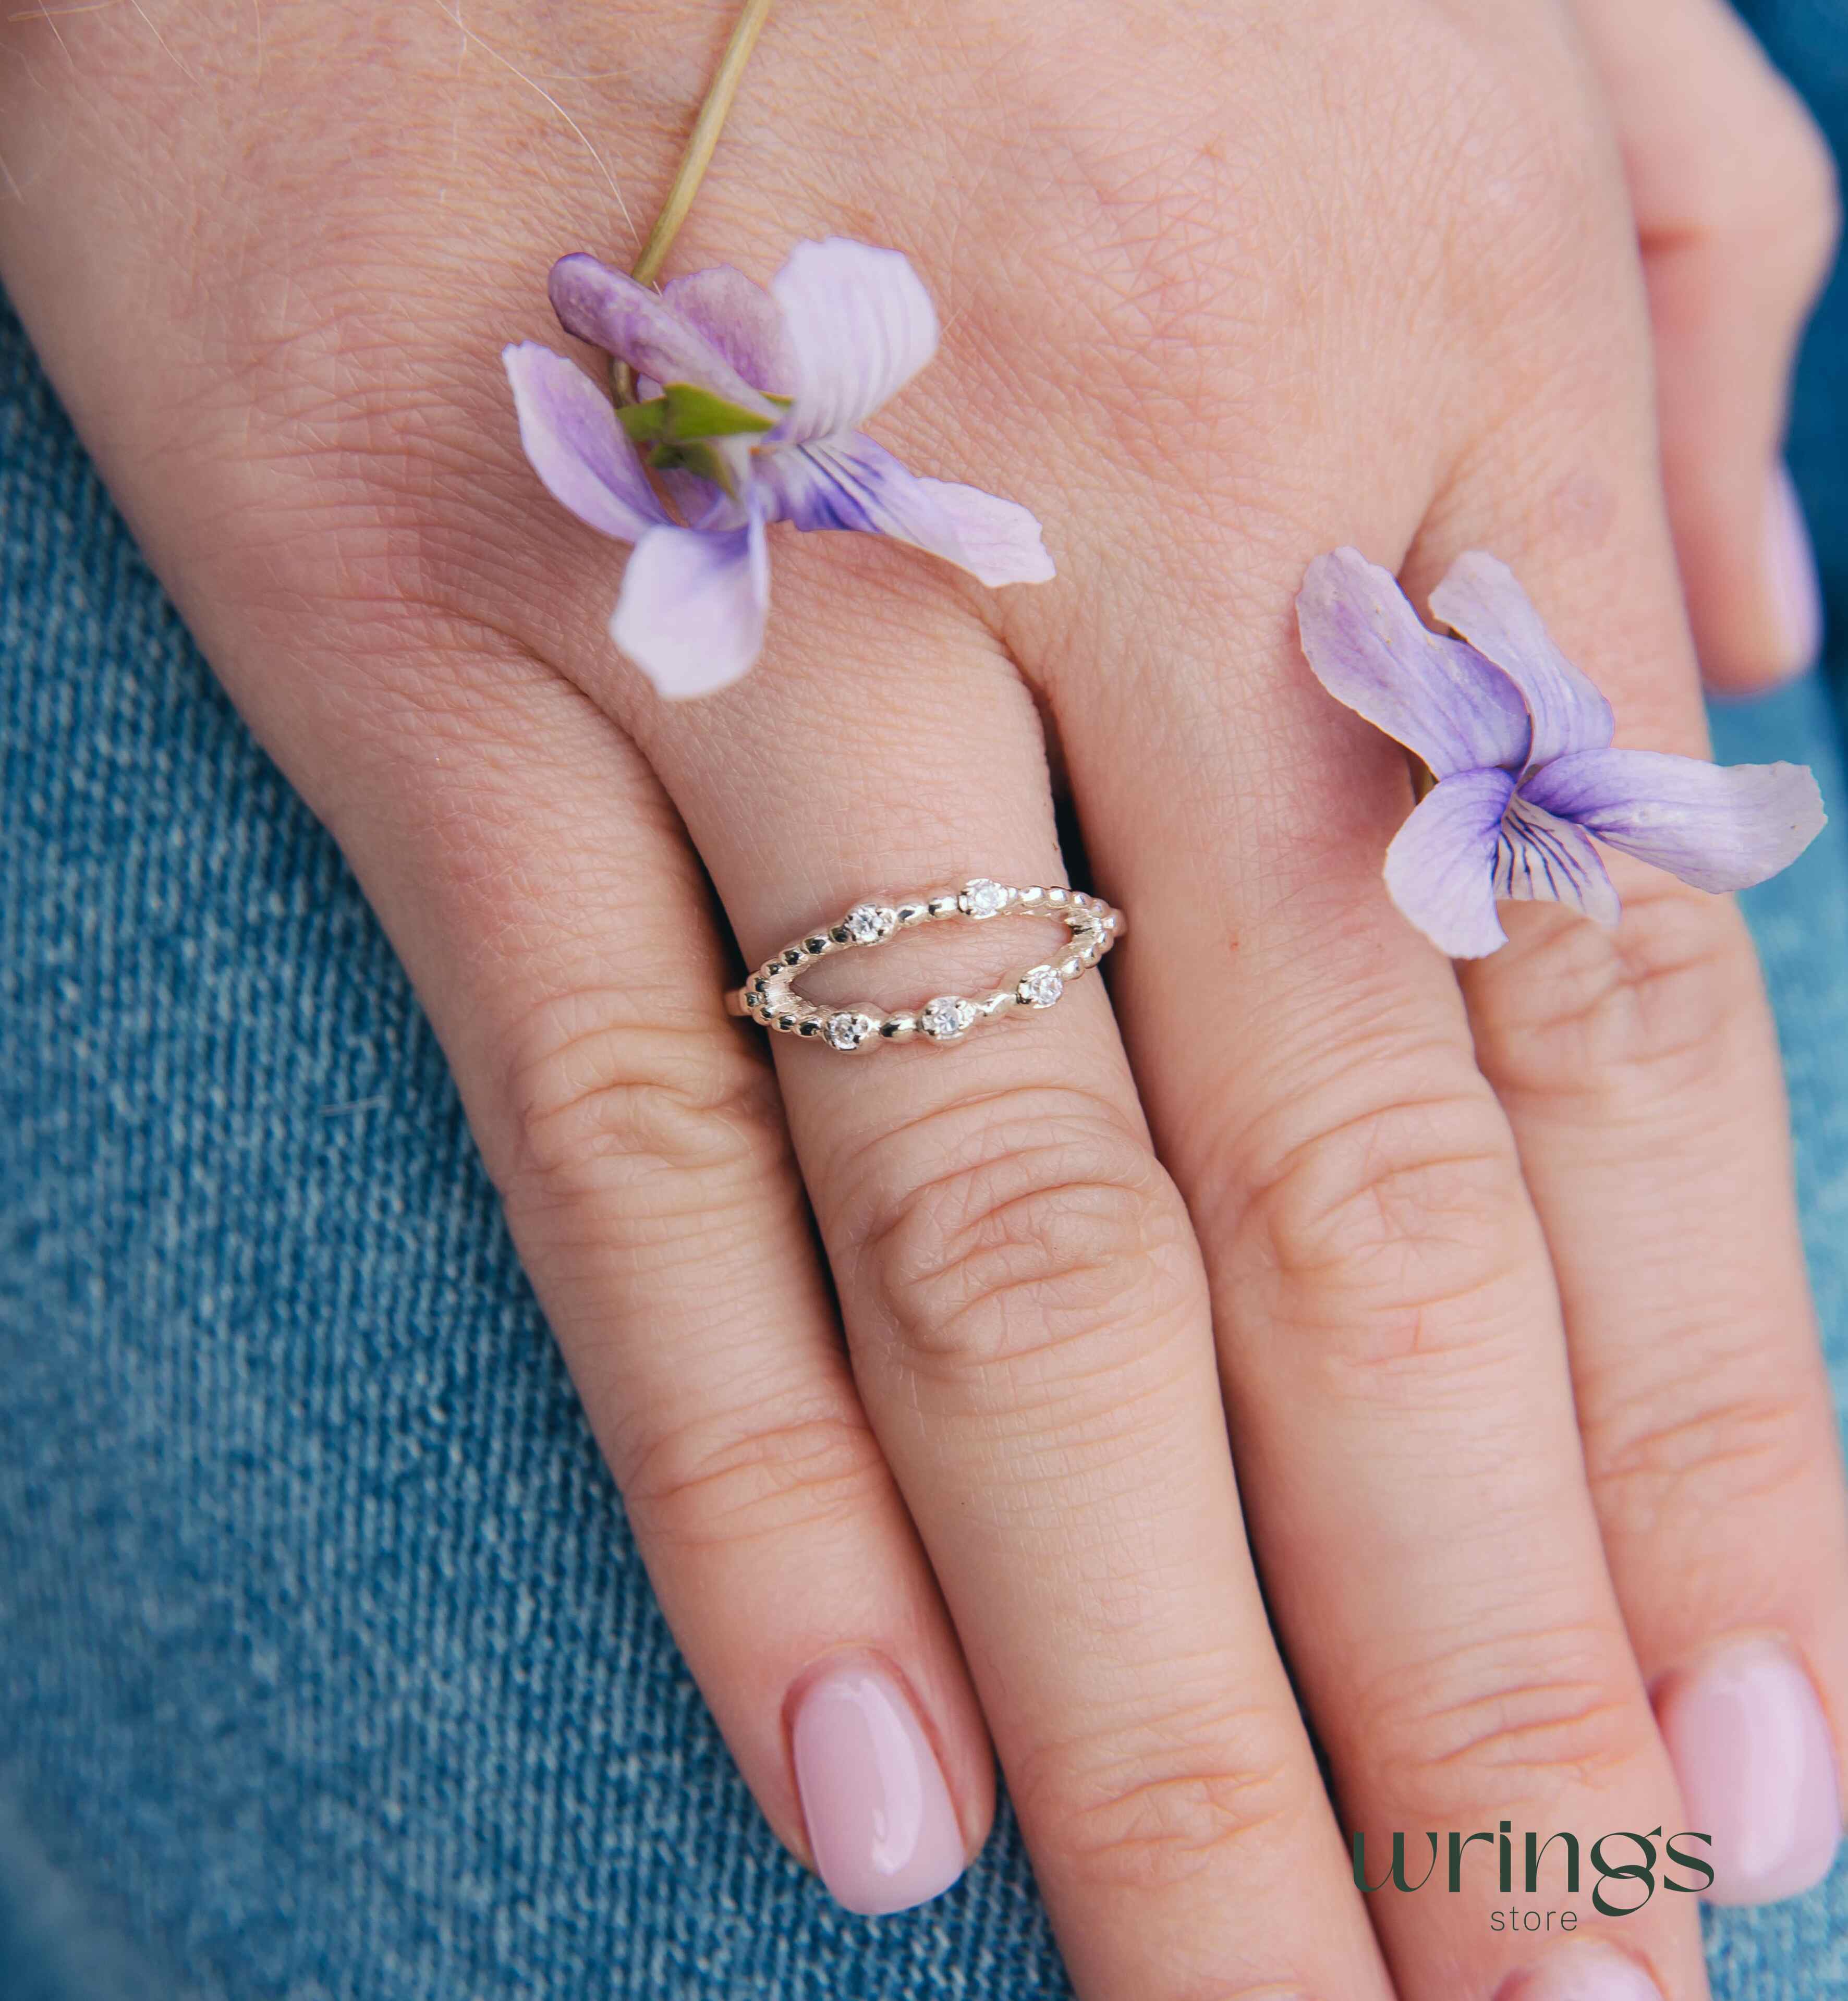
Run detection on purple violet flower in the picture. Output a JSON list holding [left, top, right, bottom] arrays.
[[1296, 547, 1826, 958], [503, 237, 1053, 697]]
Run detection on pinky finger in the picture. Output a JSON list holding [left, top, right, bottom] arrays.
[[308, 652, 994, 1917], [1574, 0, 1840, 693]]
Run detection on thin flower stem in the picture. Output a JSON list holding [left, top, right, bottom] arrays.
[[612, 0, 773, 406], [631, 0, 772, 287]]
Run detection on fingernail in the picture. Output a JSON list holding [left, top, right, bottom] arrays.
[[1495, 1942, 1664, 2001], [1765, 461, 1824, 679], [791, 1657, 966, 1915], [1657, 1635, 1842, 1905]]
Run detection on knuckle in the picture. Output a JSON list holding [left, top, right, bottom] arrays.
[[196, 303, 520, 611], [1431, 42, 1609, 307], [1026, 1701, 1301, 1898], [1227, 1071, 1534, 1377], [847, 1087, 1196, 1381], [1062, 1765, 1293, 1896], [1065, 119, 1248, 378], [1467, 110, 1602, 267], [1766, 174, 1841, 299], [618, 1397, 886, 1553], [1659, 78, 1841, 296], [1473, 888, 1760, 1101], [1366, 1624, 1645, 1808], [500, 996, 788, 1215], [1014, 17, 1257, 346], [1717, 99, 1841, 286], [1589, 1375, 1821, 1531]]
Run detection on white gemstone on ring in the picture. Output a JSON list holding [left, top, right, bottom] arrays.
[[919, 995, 979, 1041], [842, 902, 897, 944], [1019, 966, 1064, 1009], [961, 877, 1008, 919], [825, 1011, 877, 1052]]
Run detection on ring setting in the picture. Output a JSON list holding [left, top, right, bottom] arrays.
[[725, 879, 1126, 1052]]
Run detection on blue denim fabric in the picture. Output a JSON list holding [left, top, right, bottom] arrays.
[[4, 8, 1848, 1997]]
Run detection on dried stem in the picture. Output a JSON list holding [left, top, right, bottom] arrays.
[[612, 0, 773, 406]]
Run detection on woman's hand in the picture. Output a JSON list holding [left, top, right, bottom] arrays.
[[1, 3, 1841, 1997]]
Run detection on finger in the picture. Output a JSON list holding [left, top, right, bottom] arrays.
[[1066, 571, 1711, 1997], [611, 556, 1397, 2000], [229, 645, 997, 1915], [1404, 271, 1848, 1902], [1573, 0, 1840, 693], [1021, 78, 1717, 2001]]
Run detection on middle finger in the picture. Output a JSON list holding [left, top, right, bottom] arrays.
[[609, 557, 1397, 1999]]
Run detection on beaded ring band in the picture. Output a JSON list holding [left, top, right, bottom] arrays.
[[725, 878, 1126, 1052]]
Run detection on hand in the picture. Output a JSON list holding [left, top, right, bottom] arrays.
[[1, 3, 1841, 1997]]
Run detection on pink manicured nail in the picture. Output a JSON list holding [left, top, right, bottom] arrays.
[[791, 1657, 965, 1915], [1657, 1636, 1842, 1905], [1495, 1942, 1664, 2001], [1766, 462, 1824, 679]]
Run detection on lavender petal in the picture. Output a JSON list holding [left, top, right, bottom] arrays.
[[609, 507, 770, 699], [1428, 552, 1614, 765], [911, 478, 1056, 585], [768, 237, 939, 443], [1520, 748, 1827, 893], [1494, 792, 1621, 928], [758, 432, 1052, 585], [1297, 548, 1532, 778], [503, 343, 667, 542], [662, 265, 796, 396], [548, 254, 777, 418], [1383, 766, 1516, 958]]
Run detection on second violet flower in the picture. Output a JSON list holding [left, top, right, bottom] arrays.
[[1297, 547, 1826, 957], [505, 237, 1053, 698]]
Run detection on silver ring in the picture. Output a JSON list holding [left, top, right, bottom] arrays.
[[726, 877, 1126, 1052]]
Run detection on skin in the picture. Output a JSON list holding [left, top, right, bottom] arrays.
[[0, 0, 1841, 1993]]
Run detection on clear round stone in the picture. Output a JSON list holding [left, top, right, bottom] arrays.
[[842, 902, 897, 944], [961, 877, 1008, 919], [825, 1011, 876, 1052], [919, 995, 978, 1041], [1019, 966, 1064, 1009]]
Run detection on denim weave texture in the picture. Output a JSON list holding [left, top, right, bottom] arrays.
[[4, 4, 1848, 1994]]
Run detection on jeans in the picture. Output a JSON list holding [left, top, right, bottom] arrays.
[[3, 4, 1848, 1994]]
